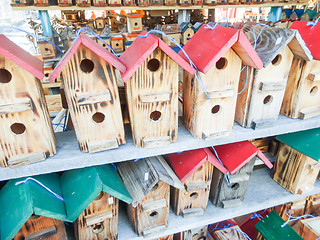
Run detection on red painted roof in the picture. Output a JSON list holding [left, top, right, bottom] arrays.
[[0, 35, 44, 80], [290, 21, 320, 61], [119, 31, 195, 83], [49, 33, 126, 82], [178, 25, 263, 74]]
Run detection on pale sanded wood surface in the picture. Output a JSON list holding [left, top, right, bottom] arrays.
[[214, 225, 247, 240], [298, 217, 320, 240]]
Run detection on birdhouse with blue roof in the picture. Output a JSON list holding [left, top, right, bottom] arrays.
[[180, 22, 195, 45], [0, 35, 56, 168], [49, 33, 126, 153], [60, 164, 132, 240], [273, 128, 320, 194], [0, 174, 68, 240], [179, 25, 263, 140]]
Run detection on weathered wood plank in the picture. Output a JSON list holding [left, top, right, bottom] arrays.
[[139, 92, 171, 103], [7, 152, 46, 168], [87, 138, 119, 153], [76, 91, 112, 106], [214, 225, 247, 240], [0, 99, 31, 115], [25, 226, 57, 240]]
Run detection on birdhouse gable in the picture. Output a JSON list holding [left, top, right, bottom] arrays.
[[119, 31, 195, 82], [180, 22, 196, 33], [0, 34, 44, 80], [49, 33, 126, 82], [178, 26, 263, 74]]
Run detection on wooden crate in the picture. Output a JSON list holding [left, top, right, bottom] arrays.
[[93, 0, 108, 6], [76, 0, 91, 6], [127, 14, 143, 33], [58, 0, 73, 6], [33, 0, 49, 6], [298, 217, 320, 240], [38, 40, 57, 60], [119, 32, 194, 148], [174, 226, 208, 240], [111, 35, 124, 53], [180, 22, 195, 45], [49, 33, 126, 153], [180, 26, 262, 140]]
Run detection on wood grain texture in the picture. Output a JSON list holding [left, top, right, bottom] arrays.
[[298, 217, 320, 240], [75, 191, 119, 240], [38, 42, 57, 59], [0, 55, 56, 168], [183, 49, 241, 139], [273, 143, 320, 194], [125, 48, 178, 148], [153, 235, 174, 240], [171, 161, 214, 216], [174, 226, 208, 240], [214, 225, 247, 240], [61, 44, 125, 153]]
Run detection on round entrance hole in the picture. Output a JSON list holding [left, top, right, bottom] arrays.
[[45, 47, 49, 51], [149, 211, 159, 219], [116, 43, 119, 47], [263, 95, 273, 105], [152, 183, 159, 191], [103, 44, 106, 47], [216, 57, 228, 70], [92, 224, 104, 234], [10, 123, 26, 135], [211, 105, 221, 115], [135, 22, 138, 26], [80, 59, 95, 73], [310, 86, 318, 96], [271, 54, 282, 66], [94, 191, 104, 201], [230, 183, 239, 190], [0, 69, 12, 84], [187, 33, 191, 37], [189, 192, 198, 200], [147, 59, 160, 72], [92, 112, 105, 124], [45, 73, 49, 78], [150, 110, 161, 121]]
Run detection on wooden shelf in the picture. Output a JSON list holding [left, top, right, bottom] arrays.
[[1, 115, 320, 181], [117, 167, 320, 240]]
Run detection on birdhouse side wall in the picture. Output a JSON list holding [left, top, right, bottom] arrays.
[[0, 55, 56, 168], [61, 45, 125, 153], [125, 48, 179, 148], [281, 58, 320, 119], [181, 28, 194, 45]]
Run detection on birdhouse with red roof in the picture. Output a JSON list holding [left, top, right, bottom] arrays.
[[281, 21, 320, 119], [58, 0, 73, 6], [76, 0, 91, 6], [209, 141, 272, 208], [0, 35, 56, 168], [166, 148, 216, 217], [179, 25, 263, 140], [119, 32, 195, 148], [49, 33, 126, 153], [235, 24, 312, 129]]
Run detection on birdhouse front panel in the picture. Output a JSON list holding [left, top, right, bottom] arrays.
[[181, 28, 194, 45], [125, 48, 179, 148], [183, 49, 241, 140], [171, 161, 214, 216], [96, 37, 111, 51], [123, 0, 136, 5], [34, 0, 49, 6], [76, 0, 92, 6], [38, 41, 57, 59], [127, 15, 143, 33], [61, 44, 125, 153], [235, 46, 293, 129], [14, 215, 67, 240], [111, 37, 124, 53], [0, 56, 56, 168], [75, 191, 119, 240], [281, 58, 320, 119], [109, 0, 122, 6], [58, 0, 73, 6], [149, 0, 164, 5], [137, 0, 149, 6], [174, 226, 208, 240], [93, 0, 108, 6]]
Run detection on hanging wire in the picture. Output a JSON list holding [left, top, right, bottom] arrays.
[[281, 209, 317, 228], [204, 18, 229, 30], [250, 209, 267, 220], [211, 146, 232, 186], [307, 15, 320, 29], [208, 222, 252, 240]]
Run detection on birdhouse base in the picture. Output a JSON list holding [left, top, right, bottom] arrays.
[[34, 3, 49, 6], [87, 138, 119, 153], [142, 137, 172, 148], [251, 118, 277, 130], [6, 152, 46, 168], [202, 129, 230, 140], [182, 208, 204, 217], [58, 3, 73, 6], [221, 198, 243, 208], [143, 225, 166, 237], [299, 107, 320, 120]]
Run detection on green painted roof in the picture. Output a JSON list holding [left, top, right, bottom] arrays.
[[60, 164, 132, 222], [255, 211, 303, 240], [276, 128, 320, 161], [0, 173, 67, 240]]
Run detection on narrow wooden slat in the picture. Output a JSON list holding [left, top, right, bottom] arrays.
[[142, 137, 171, 148], [142, 198, 167, 212], [85, 209, 113, 226], [24, 226, 57, 240], [7, 152, 46, 168], [207, 88, 234, 98], [299, 107, 320, 120], [42, 82, 62, 89], [142, 225, 166, 237], [259, 82, 286, 91], [182, 208, 204, 217], [202, 130, 229, 140], [229, 174, 250, 184], [0, 99, 31, 115], [222, 199, 243, 208], [87, 138, 119, 153], [76, 90, 111, 106], [185, 182, 208, 191], [307, 73, 320, 81], [139, 92, 171, 103], [252, 119, 277, 130]]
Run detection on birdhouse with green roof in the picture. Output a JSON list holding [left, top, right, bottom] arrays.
[[273, 128, 320, 195], [60, 164, 132, 240], [0, 174, 68, 240]]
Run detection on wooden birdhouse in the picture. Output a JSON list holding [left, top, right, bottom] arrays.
[[175, 226, 209, 240], [127, 14, 143, 33], [281, 21, 320, 119], [166, 148, 216, 217], [161, 24, 181, 47], [49, 33, 126, 153], [38, 38, 57, 59], [122, 33, 139, 43], [298, 217, 320, 239], [117, 156, 183, 236], [180, 22, 195, 45], [209, 141, 273, 208], [0, 174, 68, 240], [76, 0, 91, 6], [109, 0, 121, 6], [111, 34, 124, 53], [164, 0, 177, 5], [149, 0, 163, 5], [60, 165, 132, 240], [10, 0, 31, 6], [43, 64, 54, 82], [58, 0, 73, 5], [178, 25, 263, 140], [119, 32, 195, 148], [93, 0, 108, 6], [273, 128, 320, 194], [34, 0, 49, 6], [213, 226, 248, 240], [179, 0, 192, 6], [0, 35, 56, 168], [235, 24, 312, 129], [123, 0, 136, 6], [156, 235, 174, 240], [137, 0, 149, 6], [95, 18, 105, 30], [96, 36, 111, 51]]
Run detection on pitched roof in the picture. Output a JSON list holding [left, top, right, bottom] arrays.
[[290, 21, 320, 60], [119, 31, 195, 82], [178, 25, 263, 74], [0, 173, 67, 240], [60, 164, 132, 222], [180, 22, 196, 33], [48, 33, 126, 82], [0, 34, 44, 80]]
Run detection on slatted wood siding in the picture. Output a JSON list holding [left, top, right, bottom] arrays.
[[125, 48, 178, 148], [281, 58, 320, 119], [0, 55, 56, 168], [75, 191, 119, 240], [171, 161, 214, 216], [273, 143, 320, 194], [61, 44, 125, 153], [183, 49, 241, 140]]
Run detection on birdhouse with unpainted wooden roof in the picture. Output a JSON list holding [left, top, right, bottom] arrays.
[[273, 128, 320, 194], [180, 22, 195, 45], [178, 25, 263, 140], [161, 24, 181, 47], [0, 174, 68, 240], [235, 24, 312, 129], [58, 0, 73, 6], [209, 141, 272, 208], [93, 0, 108, 6], [281, 21, 320, 119], [127, 14, 143, 33], [76, 0, 91, 6], [49, 33, 126, 153], [0, 35, 56, 168], [60, 165, 132, 240], [117, 156, 183, 237], [175, 225, 209, 240], [119, 32, 195, 148]]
